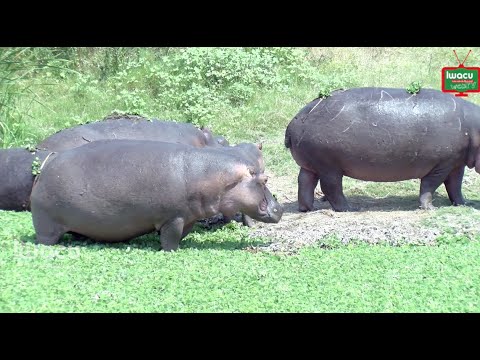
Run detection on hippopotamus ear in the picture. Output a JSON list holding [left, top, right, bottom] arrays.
[[201, 127, 214, 142], [257, 143, 263, 151]]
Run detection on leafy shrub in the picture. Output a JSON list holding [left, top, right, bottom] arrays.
[[143, 47, 321, 124]]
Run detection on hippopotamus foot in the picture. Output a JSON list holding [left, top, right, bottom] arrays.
[[32, 209, 68, 245], [298, 168, 319, 212], [420, 203, 437, 211], [157, 218, 185, 251], [444, 165, 466, 206], [420, 166, 453, 210]]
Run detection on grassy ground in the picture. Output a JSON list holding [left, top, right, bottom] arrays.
[[1, 211, 479, 312], [1, 47, 480, 312]]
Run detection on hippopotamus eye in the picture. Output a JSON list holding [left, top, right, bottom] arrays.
[[249, 168, 256, 176]]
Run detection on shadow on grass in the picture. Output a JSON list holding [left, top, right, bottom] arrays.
[[280, 193, 480, 214], [19, 222, 263, 252]]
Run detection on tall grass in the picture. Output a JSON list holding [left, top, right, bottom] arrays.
[[2, 47, 479, 151], [0, 47, 73, 148]]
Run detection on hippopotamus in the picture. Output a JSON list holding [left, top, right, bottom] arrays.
[[30, 140, 283, 251], [0, 148, 53, 211], [285, 87, 480, 212], [37, 115, 223, 151], [1, 116, 230, 212]]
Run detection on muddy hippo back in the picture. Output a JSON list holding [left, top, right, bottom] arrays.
[[30, 140, 283, 250], [37, 118, 220, 151], [0, 149, 51, 211], [285, 87, 480, 211]]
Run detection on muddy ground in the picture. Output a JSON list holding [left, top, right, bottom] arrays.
[[246, 169, 480, 254]]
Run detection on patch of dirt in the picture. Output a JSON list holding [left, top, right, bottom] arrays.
[[249, 171, 442, 254]]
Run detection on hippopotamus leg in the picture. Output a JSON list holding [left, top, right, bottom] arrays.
[[182, 222, 195, 239], [319, 172, 352, 212], [33, 209, 69, 245], [298, 167, 319, 212], [419, 165, 455, 210], [241, 214, 254, 227], [156, 218, 185, 252], [443, 165, 466, 206]]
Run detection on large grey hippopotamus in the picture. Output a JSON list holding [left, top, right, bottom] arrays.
[[285, 87, 480, 212], [0, 148, 52, 211], [30, 140, 283, 251], [37, 114, 263, 226], [37, 114, 223, 151], [0, 116, 229, 212]]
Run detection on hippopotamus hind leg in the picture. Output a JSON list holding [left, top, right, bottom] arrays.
[[419, 165, 455, 210], [319, 171, 352, 212], [298, 167, 320, 212], [443, 165, 466, 206]]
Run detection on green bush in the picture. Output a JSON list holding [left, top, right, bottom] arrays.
[[143, 47, 321, 125]]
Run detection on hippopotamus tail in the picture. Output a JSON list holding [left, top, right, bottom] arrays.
[[284, 127, 292, 149]]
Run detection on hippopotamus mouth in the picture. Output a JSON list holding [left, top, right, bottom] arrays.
[[259, 197, 268, 213], [256, 190, 283, 223]]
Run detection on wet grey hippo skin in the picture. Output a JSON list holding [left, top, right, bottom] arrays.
[[220, 142, 265, 227], [37, 116, 223, 151], [0, 149, 52, 211], [30, 140, 283, 251], [285, 87, 480, 212], [1, 117, 227, 212]]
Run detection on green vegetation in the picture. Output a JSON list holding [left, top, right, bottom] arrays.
[[1, 211, 479, 312], [406, 81, 422, 94], [31, 156, 41, 176], [1, 47, 480, 312]]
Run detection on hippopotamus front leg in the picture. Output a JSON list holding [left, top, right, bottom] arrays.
[[181, 222, 195, 239], [157, 218, 185, 252], [241, 214, 254, 227], [419, 165, 456, 210], [33, 208, 69, 245], [298, 167, 319, 212], [443, 165, 466, 206]]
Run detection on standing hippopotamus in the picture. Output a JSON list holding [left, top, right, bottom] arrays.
[[285, 87, 480, 212], [37, 115, 223, 151], [0, 148, 52, 211], [1, 116, 229, 212], [30, 140, 283, 250]]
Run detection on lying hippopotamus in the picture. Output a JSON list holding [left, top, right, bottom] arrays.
[[37, 115, 223, 151], [285, 87, 480, 212], [30, 140, 283, 250], [0, 148, 52, 211], [1, 117, 229, 211]]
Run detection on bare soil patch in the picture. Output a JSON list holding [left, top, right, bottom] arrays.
[[249, 171, 446, 253]]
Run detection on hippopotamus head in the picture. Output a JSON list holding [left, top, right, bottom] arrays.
[[220, 164, 283, 224], [229, 142, 264, 173]]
